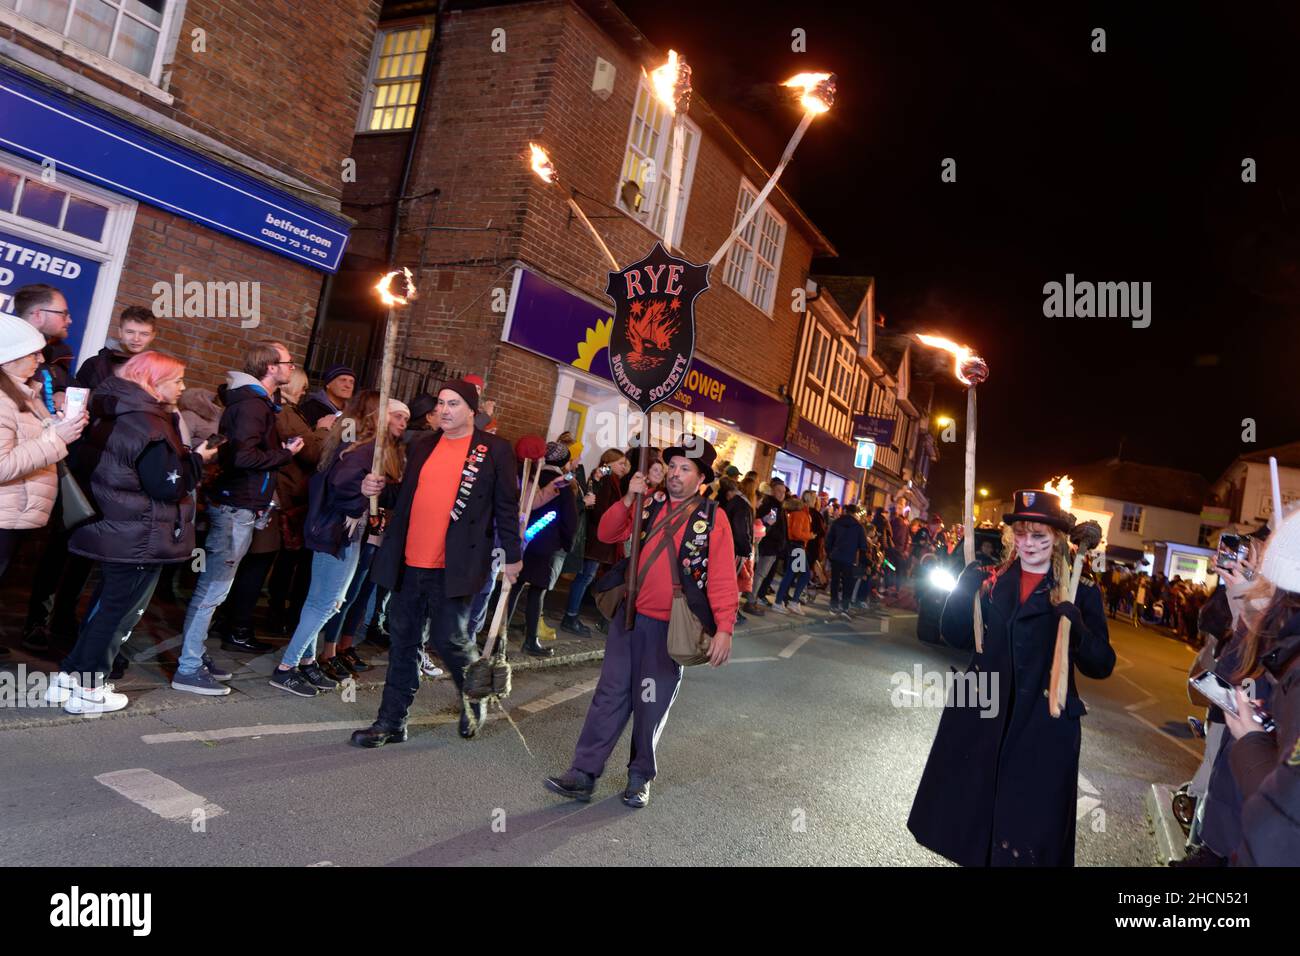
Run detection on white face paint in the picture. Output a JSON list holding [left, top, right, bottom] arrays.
[[1014, 524, 1055, 573]]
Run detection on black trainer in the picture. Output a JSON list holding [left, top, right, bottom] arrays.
[[544, 769, 595, 802], [622, 777, 651, 809], [270, 667, 318, 697], [299, 662, 338, 691], [350, 723, 408, 748], [220, 626, 274, 654]]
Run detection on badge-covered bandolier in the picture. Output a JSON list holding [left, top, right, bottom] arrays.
[[635, 491, 721, 635]]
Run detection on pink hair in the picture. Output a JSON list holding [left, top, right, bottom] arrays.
[[119, 350, 186, 396]]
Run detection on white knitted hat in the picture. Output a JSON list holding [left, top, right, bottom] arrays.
[[0, 311, 46, 366], [1260, 509, 1300, 594]]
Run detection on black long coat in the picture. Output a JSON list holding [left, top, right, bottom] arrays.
[[369, 427, 522, 599], [907, 559, 1116, 866]]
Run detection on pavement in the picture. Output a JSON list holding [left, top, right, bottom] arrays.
[[0, 579, 1204, 866]]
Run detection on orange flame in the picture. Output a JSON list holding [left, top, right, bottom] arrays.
[[1043, 475, 1074, 513], [916, 333, 980, 385], [528, 142, 556, 184], [647, 49, 691, 115], [375, 267, 416, 307], [782, 72, 835, 113]]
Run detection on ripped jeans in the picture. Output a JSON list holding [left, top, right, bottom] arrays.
[[177, 504, 258, 677], [280, 538, 363, 668]]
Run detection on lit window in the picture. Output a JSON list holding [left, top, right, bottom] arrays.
[[616, 77, 700, 246], [1121, 503, 1143, 533], [723, 179, 786, 314], [7, 0, 173, 80], [360, 22, 433, 132]]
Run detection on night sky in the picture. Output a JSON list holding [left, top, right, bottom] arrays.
[[616, 0, 1300, 518]]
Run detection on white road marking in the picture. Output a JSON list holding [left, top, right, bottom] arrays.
[[728, 656, 780, 664], [94, 768, 226, 823], [1108, 656, 1200, 757], [778, 634, 813, 658], [142, 714, 455, 745], [516, 679, 599, 715]]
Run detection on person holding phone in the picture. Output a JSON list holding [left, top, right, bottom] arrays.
[[560, 448, 629, 637], [0, 312, 87, 660], [1216, 512, 1300, 864], [43, 351, 215, 714]]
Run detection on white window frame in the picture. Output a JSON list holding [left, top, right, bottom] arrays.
[[614, 75, 700, 247], [722, 178, 786, 316], [808, 325, 831, 385], [0, 153, 138, 368], [830, 340, 853, 407], [356, 19, 434, 134], [1121, 503, 1144, 534], [1, 1, 185, 96]]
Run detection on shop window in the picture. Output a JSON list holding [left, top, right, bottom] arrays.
[[615, 77, 700, 247], [2, 171, 111, 242], [359, 21, 434, 132], [1120, 503, 1143, 533], [723, 179, 786, 315], [5, 0, 177, 81]]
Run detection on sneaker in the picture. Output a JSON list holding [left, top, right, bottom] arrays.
[[172, 668, 233, 696], [419, 650, 445, 679], [201, 655, 233, 681], [317, 657, 351, 682], [43, 671, 80, 705], [64, 683, 128, 716], [299, 662, 338, 691], [270, 667, 319, 697], [771, 603, 788, 614], [338, 647, 373, 673], [788, 603, 805, 616]]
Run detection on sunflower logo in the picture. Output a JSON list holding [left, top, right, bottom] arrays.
[[573, 317, 613, 371]]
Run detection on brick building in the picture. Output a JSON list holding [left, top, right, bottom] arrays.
[[0, 0, 378, 386], [324, 0, 838, 476]]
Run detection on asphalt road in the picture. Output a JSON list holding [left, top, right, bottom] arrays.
[[0, 610, 1200, 866]]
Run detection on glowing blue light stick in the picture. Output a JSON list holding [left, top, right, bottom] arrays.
[[524, 510, 557, 544]]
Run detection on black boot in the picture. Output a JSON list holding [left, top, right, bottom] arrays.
[[544, 769, 595, 802], [349, 723, 408, 748], [521, 634, 554, 658], [560, 614, 592, 638]]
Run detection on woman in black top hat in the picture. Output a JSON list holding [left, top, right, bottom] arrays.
[[907, 488, 1115, 866]]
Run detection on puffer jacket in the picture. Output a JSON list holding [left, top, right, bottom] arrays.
[[0, 373, 67, 529]]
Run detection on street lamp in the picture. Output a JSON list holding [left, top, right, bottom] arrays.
[[978, 488, 989, 498], [934, 415, 954, 428]]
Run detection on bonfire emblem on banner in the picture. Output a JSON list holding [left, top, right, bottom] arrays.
[[605, 242, 707, 413]]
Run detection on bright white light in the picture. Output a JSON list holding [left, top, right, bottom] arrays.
[[929, 568, 958, 592]]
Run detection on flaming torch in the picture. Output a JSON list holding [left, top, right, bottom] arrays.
[[528, 141, 620, 270], [370, 267, 416, 515], [708, 72, 836, 268], [1041, 473, 1101, 718], [646, 49, 693, 252], [915, 333, 989, 649]]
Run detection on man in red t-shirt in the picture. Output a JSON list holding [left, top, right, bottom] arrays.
[[545, 435, 736, 809], [350, 380, 522, 747]]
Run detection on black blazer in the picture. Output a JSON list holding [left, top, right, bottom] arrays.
[[369, 427, 522, 598]]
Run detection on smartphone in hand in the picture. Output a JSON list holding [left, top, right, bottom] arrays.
[[64, 386, 89, 421]]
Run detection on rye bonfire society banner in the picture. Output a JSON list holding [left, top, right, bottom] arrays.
[[604, 242, 708, 413]]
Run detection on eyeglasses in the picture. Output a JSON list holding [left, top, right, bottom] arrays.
[[274, 358, 296, 368], [40, 308, 72, 319]]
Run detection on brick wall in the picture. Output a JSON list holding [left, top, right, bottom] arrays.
[[2, 0, 380, 198], [346, 0, 827, 446], [115, 206, 322, 391]]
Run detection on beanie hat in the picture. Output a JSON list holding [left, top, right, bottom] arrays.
[[1260, 509, 1300, 594], [437, 379, 479, 413], [544, 440, 571, 467], [323, 365, 355, 386], [408, 393, 436, 420], [387, 399, 410, 418], [464, 373, 485, 391], [0, 311, 47, 366]]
